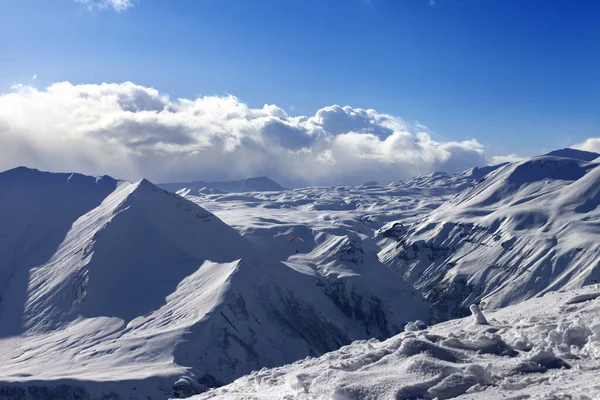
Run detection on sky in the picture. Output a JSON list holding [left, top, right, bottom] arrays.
[[0, 0, 599, 186]]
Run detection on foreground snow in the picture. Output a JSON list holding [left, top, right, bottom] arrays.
[[190, 286, 600, 400]]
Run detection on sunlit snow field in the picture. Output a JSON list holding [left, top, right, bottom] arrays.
[[0, 150, 599, 399]]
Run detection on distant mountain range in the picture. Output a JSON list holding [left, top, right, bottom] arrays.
[[158, 176, 286, 194]]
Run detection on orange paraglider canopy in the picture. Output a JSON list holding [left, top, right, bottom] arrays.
[[290, 236, 304, 242]]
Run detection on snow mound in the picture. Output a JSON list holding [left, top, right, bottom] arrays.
[[189, 286, 600, 400], [566, 292, 600, 305]]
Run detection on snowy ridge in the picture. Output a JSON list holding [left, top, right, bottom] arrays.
[[189, 285, 600, 400], [379, 155, 600, 321], [388, 164, 506, 196], [544, 148, 600, 162], [0, 167, 429, 399], [16, 176, 247, 333]]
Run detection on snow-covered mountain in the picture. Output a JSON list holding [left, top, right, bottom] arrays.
[[388, 164, 506, 196], [545, 147, 600, 162], [158, 176, 285, 195], [177, 150, 600, 326], [2, 147, 600, 399], [379, 153, 600, 321], [191, 285, 600, 400], [0, 167, 427, 399]]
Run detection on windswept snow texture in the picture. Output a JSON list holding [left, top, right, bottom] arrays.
[[379, 155, 600, 321], [0, 167, 427, 399], [158, 176, 285, 195], [188, 286, 600, 400]]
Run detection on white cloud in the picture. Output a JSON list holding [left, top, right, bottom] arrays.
[[489, 154, 525, 165], [573, 138, 600, 154], [76, 0, 134, 12], [0, 81, 491, 187]]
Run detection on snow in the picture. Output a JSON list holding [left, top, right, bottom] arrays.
[[0, 166, 428, 399], [544, 148, 600, 162], [179, 178, 464, 266], [190, 286, 600, 400], [158, 176, 285, 194], [1, 147, 600, 399], [469, 304, 489, 325], [379, 154, 600, 321]]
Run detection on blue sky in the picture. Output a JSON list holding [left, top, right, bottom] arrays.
[[0, 0, 599, 184]]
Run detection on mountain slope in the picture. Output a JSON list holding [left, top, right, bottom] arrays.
[[0, 167, 119, 336], [387, 164, 506, 197], [378, 155, 600, 321], [190, 285, 600, 400], [0, 167, 428, 399]]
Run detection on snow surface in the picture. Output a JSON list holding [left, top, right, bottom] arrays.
[[545, 148, 600, 162], [379, 155, 600, 321], [0, 167, 428, 399], [189, 285, 600, 400], [2, 147, 600, 399], [179, 175, 471, 266]]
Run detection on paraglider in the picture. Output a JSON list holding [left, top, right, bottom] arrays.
[[290, 236, 304, 253]]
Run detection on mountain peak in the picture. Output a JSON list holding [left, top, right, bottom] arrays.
[[133, 177, 159, 191], [545, 148, 600, 162], [505, 155, 590, 184], [4, 165, 39, 173]]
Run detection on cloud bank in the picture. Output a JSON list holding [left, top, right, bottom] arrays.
[[573, 138, 600, 155], [76, 0, 134, 12], [489, 154, 525, 165], [0, 81, 491, 187]]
